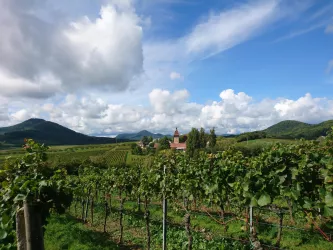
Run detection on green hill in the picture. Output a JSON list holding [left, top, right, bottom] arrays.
[[0, 118, 46, 135], [0, 118, 129, 147], [263, 120, 311, 135], [236, 120, 333, 141], [116, 130, 167, 140], [264, 120, 333, 139]]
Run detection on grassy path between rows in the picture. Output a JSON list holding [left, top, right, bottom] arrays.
[[44, 197, 333, 250]]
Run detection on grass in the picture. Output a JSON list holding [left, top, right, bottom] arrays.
[[48, 196, 333, 250], [44, 214, 123, 250]]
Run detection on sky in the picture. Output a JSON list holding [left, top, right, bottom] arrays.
[[0, 0, 333, 135]]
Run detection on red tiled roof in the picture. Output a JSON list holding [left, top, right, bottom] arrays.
[[170, 142, 186, 149]]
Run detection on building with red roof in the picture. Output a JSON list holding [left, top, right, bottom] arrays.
[[170, 128, 186, 150]]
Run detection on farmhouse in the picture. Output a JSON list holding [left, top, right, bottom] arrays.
[[170, 128, 186, 150]]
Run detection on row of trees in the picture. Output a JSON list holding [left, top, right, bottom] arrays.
[[236, 131, 267, 142], [186, 127, 217, 157]]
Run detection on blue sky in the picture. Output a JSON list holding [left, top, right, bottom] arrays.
[[0, 0, 333, 135]]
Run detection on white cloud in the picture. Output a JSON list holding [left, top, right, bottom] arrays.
[[11, 109, 40, 122], [142, 0, 312, 89], [62, 4, 143, 90], [0, 0, 144, 98], [170, 71, 183, 80], [275, 21, 328, 42], [149, 89, 191, 115], [0, 69, 62, 99], [0, 0, 330, 136], [184, 0, 280, 57], [308, 3, 333, 22], [3, 89, 333, 135]]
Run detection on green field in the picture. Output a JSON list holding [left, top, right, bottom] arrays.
[[0, 138, 298, 165], [0, 142, 154, 167]]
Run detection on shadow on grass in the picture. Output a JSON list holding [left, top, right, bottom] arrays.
[[44, 214, 142, 250]]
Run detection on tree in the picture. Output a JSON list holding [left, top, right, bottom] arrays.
[[158, 136, 170, 150], [180, 135, 187, 143], [199, 127, 207, 148], [186, 128, 200, 158], [142, 136, 150, 147], [131, 143, 142, 155], [208, 128, 217, 148]]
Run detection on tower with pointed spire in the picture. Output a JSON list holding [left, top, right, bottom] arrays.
[[173, 127, 180, 144]]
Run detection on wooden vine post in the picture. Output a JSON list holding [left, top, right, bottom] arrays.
[[162, 164, 167, 250], [144, 196, 151, 250], [16, 207, 26, 250], [24, 201, 45, 250], [249, 206, 262, 250]]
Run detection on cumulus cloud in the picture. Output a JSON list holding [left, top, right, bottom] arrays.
[[3, 89, 333, 135], [0, 0, 143, 98], [0, 70, 61, 99], [149, 89, 190, 115]]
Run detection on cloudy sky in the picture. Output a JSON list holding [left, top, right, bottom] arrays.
[[0, 0, 333, 135]]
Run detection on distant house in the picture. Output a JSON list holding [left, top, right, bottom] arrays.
[[137, 141, 145, 148], [170, 128, 186, 150]]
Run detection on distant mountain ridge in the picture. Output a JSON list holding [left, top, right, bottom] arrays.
[[0, 118, 129, 147], [237, 120, 333, 140], [116, 130, 167, 141], [262, 120, 333, 139]]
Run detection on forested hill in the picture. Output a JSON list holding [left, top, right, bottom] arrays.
[[264, 120, 333, 139], [237, 120, 333, 141], [0, 118, 129, 147], [116, 130, 167, 140]]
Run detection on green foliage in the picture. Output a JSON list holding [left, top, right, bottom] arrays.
[[3, 127, 333, 249], [104, 150, 127, 166], [186, 128, 200, 158], [141, 136, 150, 147], [236, 131, 267, 142], [208, 127, 217, 148], [151, 227, 250, 250], [44, 214, 119, 250], [131, 143, 143, 155], [158, 136, 171, 150], [179, 135, 188, 143], [199, 128, 207, 149], [0, 139, 73, 248]]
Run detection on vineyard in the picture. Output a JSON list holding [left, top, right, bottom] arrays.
[[1, 131, 333, 249], [104, 150, 128, 166]]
